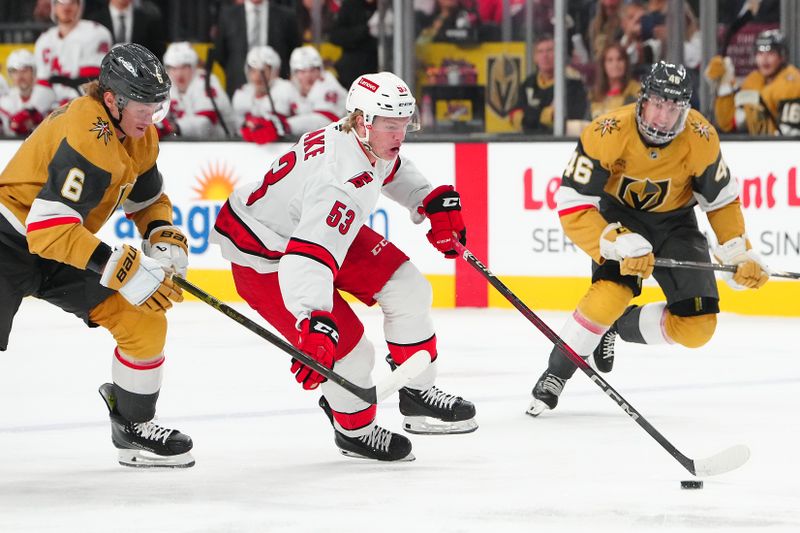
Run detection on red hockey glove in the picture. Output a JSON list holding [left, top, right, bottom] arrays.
[[9, 108, 44, 136], [155, 117, 180, 139], [241, 113, 289, 145], [420, 185, 466, 258], [293, 311, 338, 390]]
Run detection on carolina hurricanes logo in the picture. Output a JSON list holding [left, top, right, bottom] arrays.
[[690, 120, 711, 141], [358, 78, 379, 92], [594, 117, 620, 137], [347, 171, 374, 188], [617, 176, 670, 211], [90, 116, 112, 145]]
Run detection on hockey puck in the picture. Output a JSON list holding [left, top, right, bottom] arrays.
[[680, 480, 703, 490]]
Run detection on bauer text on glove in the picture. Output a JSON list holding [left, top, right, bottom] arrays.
[[100, 244, 184, 312], [143, 224, 189, 277]]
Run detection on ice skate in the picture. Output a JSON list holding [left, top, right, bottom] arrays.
[[387, 356, 477, 435], [319, 396, 414, 461], [526, 371, 566, 417], [593, 324, 618, 373], [98, 383, 194, 468]]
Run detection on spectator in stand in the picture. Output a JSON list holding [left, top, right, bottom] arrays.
[[158, 42, 234, 140], [297, 0, 338, 43], [0, 49, 58, 138], [233, 46, 299, 144], [587, 0, 622, 60], [284, 45, 347, 135], [510, 34, 588, 134], [86, 0, 167, 61], [329, 0, 378, 90], [588, 43, 640, 119], [618, 1, 658, 80], [416, 0, 483, 45], [214, 0, 301, 97], [34, 0, 112, 105], [705, 29, 800, 136]]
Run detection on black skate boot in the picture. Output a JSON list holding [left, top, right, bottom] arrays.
[[387, 355, 477, 435], [98, 383, 194, 468], [319, 396, 414, 461], [593, 324, 618, 373], [526, 371, 566, 417]]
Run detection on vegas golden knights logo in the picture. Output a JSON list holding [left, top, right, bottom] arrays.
[[487, 55, 520, 117], [617, 176, 670, 211]]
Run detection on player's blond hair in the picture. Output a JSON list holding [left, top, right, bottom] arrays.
[[340, 110, 363, 133], [81, 80, 104, 101]]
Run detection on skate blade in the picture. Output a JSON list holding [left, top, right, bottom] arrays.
[[339, 449, 416, 462], [117, 449, 195, 469], [525, 398, 550, 417], [402, 416, 478, 435]]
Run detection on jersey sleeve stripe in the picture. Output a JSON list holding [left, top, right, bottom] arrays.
[[78, 66, 101, 78], [213, 201, 283, 260], [558, 204, 596, 217], [285, 237, 339, 276], [26, 216, 81, 232], [36, 79, 52, 87]]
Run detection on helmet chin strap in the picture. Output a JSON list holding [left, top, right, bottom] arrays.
[[101, 98, 127, 139]]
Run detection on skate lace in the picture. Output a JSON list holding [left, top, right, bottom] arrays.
[[600, 331, 616, 360], [540, 375, 565, 396], [358, 425, 392, 452], [420, 386, 458, 410], [132, 421, 173, 444]]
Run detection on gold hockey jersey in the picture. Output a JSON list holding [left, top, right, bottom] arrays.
[[0, 95, 173, 271], [557, 104, 744, 262], [715, 63, 800, 135]]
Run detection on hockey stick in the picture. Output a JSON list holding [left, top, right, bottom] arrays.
[[172, 276, 429, 405], [452, 241, 750, 477], [655, 257, 800, 280], [203, 46, 232, 138]]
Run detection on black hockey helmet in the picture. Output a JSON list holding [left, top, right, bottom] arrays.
[[636, 61, 692, 145], [99, 43, 171, 120], [755, 29, 786, 56]]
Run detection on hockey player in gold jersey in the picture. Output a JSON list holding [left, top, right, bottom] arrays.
[[0, 43, 193, 467], [527, 62, 769, 416], [705, 29, 800, 135]]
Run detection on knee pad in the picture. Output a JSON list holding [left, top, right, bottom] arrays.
[[664, 313, 717, 348], [375, 261, 435, 348], [90, 293, 167, 358], [576, 280, 635, 327]]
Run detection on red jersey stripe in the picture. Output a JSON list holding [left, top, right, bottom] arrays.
[[26, 216, 80, 232]]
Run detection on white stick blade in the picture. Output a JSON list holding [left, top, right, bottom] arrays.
[[693, 444, 750, 477], [374, 351, 430, 403]]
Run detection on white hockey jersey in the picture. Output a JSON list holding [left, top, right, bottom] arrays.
[[231, 78, 299, 129], [0, 85, 58, 136], [34, 20, 112, 104], [169, 71, 235, 139], [286, 72, 348, 136], [210, 121, 432, 321]]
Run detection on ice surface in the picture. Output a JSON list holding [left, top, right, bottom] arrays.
[[1, 299, 798, 532]]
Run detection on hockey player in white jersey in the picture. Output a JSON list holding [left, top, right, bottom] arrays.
[[0, 49, 57, 137], [34, 0, 112, 105], [233, 46, 300, 144], [159, 42, 234, 139], [283, 45, 347, 135], [211, 72, 477, 461]]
